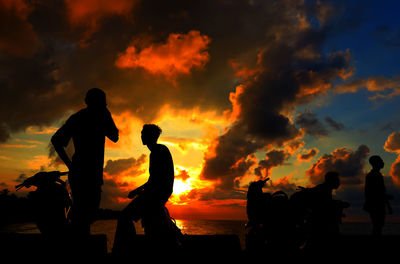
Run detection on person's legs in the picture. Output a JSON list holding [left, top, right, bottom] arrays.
[[69, 183, 102, 236], [370, 208, 385, 236], [142, 200, 174, 252], [69, 187, 90, 237], [112, 197, 144, 254]]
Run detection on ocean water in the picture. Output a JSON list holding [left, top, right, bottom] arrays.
[[3, 220, 400, 253]]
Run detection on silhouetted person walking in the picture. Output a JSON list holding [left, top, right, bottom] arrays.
[[364, 155, 393, 236], [51, 88, 119, 237], [113, 124, 174, 255]]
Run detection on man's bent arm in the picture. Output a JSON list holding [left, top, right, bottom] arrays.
[[51, 136, 72, 170], [105, 109, 119, 143]]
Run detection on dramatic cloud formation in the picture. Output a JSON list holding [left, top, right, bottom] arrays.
[[384, 132, 400, 186], [3, 0, 399, 219], [202, 1, 352, 190], [384, 132, 400, 153], [116, 30, 211, 78], [0, 0, 355, 145], [306, 145, 370, 185]]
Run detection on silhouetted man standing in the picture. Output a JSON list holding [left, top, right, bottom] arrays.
[[52, 88, 119, 236], [364, 155, 392, 236], [113, 124, 174, 254]]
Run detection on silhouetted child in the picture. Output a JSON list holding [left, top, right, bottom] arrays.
[[364, 155, 393, 236]]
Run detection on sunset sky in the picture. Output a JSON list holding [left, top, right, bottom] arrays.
[[1, 0, 400, 220]]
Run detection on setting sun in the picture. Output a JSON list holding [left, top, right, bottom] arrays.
[[173, 179, 192, 196]]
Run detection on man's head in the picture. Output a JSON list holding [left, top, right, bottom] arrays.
[[324, 171, 340, 190], [369, 155, 384, 170], [85, 88, 107, 109], [141, 124, 162, 145]]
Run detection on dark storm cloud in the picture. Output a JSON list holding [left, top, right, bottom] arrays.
[[254, 150, 291, 178], [295, 112, 345, 137], [201, 1, 353, 189], [295, 112, 329, 137], [104, 154, 146, 176], [306, 144, 370, 185]]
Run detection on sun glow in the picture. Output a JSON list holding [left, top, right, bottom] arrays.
[[173, 179, 192, 196]]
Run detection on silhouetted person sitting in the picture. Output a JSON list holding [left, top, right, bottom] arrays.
[[51, 88, 119, 237], [364, 155, 393, 236], [113, 124, 175, 255]]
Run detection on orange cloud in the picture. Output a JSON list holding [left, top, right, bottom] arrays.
[[384, 132, 400, 153], [115, 30, 211, 78], [384, 132, 400, 187], [336, 76, 400, 100], [297, 148, 319, 162], [26, 126, 58, 135], [229, 60, 262, 79], [65, 0, 136, 44], [389, 156, 400, 187]]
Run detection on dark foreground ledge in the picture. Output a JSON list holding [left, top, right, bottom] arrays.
[[1, 233, 399, 260], [0, 233, 242, 260]]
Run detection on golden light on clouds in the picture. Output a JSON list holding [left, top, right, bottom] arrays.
[[115, 30, 211, 79]]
